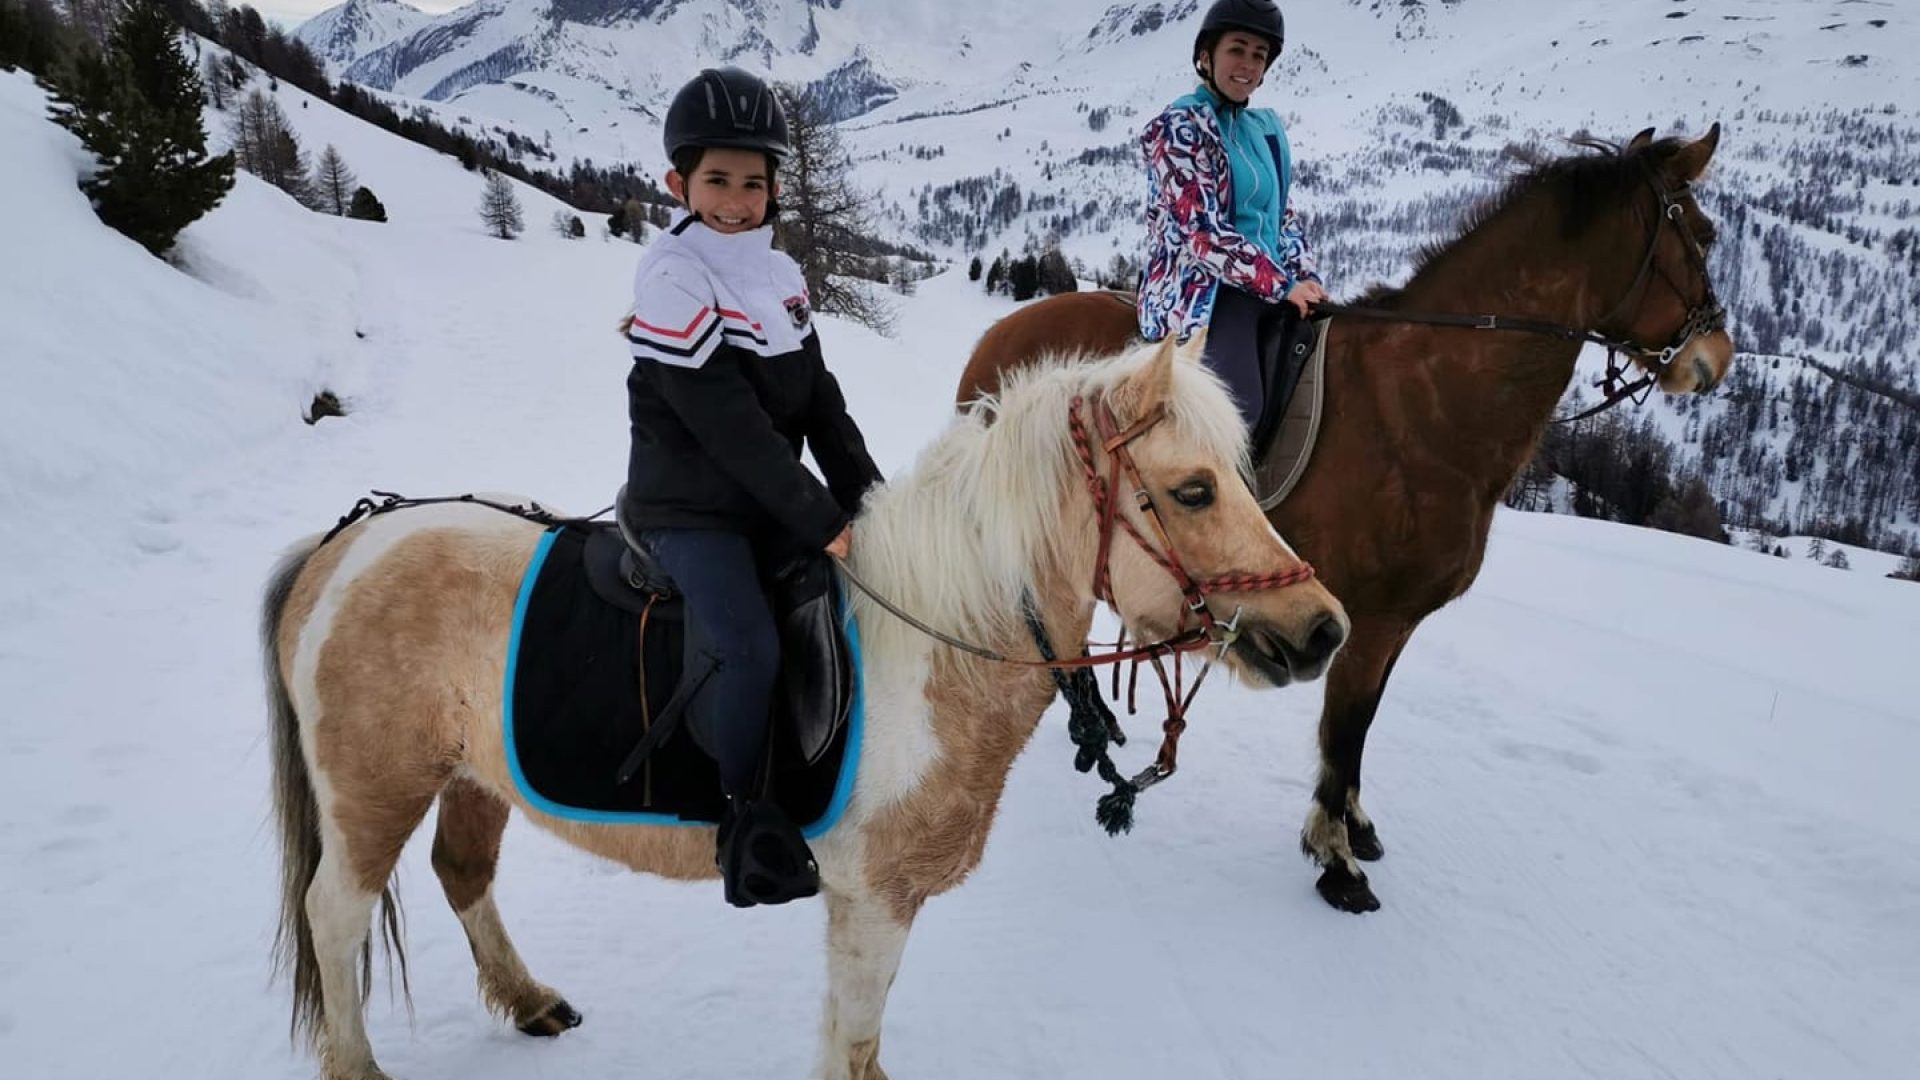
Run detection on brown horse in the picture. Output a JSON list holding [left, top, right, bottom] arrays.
[[262, 336, 1347, 1080], [955, 126, 1736, 913]]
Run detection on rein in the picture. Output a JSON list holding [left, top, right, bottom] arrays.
[[1313, 163, 1725, 425]]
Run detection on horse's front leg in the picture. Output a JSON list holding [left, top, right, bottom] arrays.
[[816, 886, 917, 1080], [1302, 616, 1413, 913]]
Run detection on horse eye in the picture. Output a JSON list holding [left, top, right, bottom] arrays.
[[1171, 482, 1214, 509]]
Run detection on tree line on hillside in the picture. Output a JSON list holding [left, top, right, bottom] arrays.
[[4, 0, 929, 330]]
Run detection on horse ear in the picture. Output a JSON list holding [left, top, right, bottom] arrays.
[[1625, 127, 1656, 154], [1118, 337, 1178, 420], [1175, 326, 1209, 365], [1669, 121, 1722, 183]]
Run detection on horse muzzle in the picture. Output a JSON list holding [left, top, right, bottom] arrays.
[[1230, 612, 1348, 688], [1658, 328, 1736, 395]]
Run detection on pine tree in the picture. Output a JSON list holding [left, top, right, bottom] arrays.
[[46, 0, 235, 256], [65, 0, 116, 46], [620, 197, 645, 243], [479, 170, 523, 239], [967, 255, 982, 281], [310, 144, 355, 215], [347, 185, 386, 222], [201, 51, 228, 110], [1647, 476, 1726, 542], [1008, 255, 1040, 301], [1036, 245, 1078, 296], [228, 88, 305, 199], [2, 0, 77, 77]]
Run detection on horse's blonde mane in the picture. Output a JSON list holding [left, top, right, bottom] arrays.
[[849, 341, 1246, 674]]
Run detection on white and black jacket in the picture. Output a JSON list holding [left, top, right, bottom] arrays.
[[620, 214, 881, 549]]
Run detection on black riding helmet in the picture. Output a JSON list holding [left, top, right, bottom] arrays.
[[662, 66, 792, 162], [1192, 0, 1286, 71]]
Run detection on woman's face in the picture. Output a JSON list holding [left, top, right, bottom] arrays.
[[667, 147, 777, 234], [1203, 30, 1271, 104]]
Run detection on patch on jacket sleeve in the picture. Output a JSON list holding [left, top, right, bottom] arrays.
[[628, 276, 722, 368]]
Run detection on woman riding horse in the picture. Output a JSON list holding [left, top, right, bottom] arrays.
[[958, 125, 1735, 914], [1140, 0, 1329, 432]]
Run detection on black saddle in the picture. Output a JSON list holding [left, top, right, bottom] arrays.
[[505, 515, 857, 831]]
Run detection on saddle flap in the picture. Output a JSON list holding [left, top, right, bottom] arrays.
[[1252, 317, 1331, 510], [769, 555, 854, 768]]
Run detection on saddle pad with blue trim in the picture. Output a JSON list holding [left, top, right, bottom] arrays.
[[504, 525, 862, 835]]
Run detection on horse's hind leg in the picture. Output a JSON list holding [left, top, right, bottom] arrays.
[[431, 777, 581, 1036], [307, 785, 440, 1080]]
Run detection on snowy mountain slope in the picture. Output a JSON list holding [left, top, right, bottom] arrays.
[[299, 0, 1920, 195], [292, 0, 433, 70], [5, 62, 1920, 1080], [207, 44, 583, 231], [0, 62, 587, 585]]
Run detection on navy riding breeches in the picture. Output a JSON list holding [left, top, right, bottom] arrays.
[[635, 527, 780, 798]]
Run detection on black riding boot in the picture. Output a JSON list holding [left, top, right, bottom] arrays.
[[717, 798, 820, 908]]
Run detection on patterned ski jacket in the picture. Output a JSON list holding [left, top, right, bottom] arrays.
[[1137, 87, 1321, 343], [621, 213, 880, 550]]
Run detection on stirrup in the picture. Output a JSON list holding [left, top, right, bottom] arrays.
[[718, 800, 819, 908]]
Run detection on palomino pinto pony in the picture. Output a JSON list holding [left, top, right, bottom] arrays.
[[263, 335, 1347, 1080], [955, 126, 1737, 914]]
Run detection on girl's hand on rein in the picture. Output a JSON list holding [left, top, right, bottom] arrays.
[[825, 525, 853, 561]]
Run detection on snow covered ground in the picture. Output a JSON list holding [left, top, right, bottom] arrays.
[[4, 68, 1919, 1080]]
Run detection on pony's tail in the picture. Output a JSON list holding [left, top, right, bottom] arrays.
[[264, 537, 413, 1049], [263, 535, 328, 1046]]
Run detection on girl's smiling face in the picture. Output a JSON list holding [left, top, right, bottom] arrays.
[[1203, 30, 1271, 104], [667, 147, 777, 233]]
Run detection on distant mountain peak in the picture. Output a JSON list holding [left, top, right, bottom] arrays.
[[295, 0, 436, 72]]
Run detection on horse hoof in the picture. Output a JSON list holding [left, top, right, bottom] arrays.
[[1315, 867, 1382, 914], [518, 1000, 583, 1037], [1348, 821, 1385, 862]]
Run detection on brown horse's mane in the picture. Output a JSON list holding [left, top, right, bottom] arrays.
[[1356, 134, 1699, 307]]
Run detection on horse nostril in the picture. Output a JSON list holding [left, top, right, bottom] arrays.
[[1692, 356, 1719, 393], [1306, 614, 1346, 659]]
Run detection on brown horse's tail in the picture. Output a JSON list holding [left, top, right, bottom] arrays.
[[261, 536, 410, 1047]]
